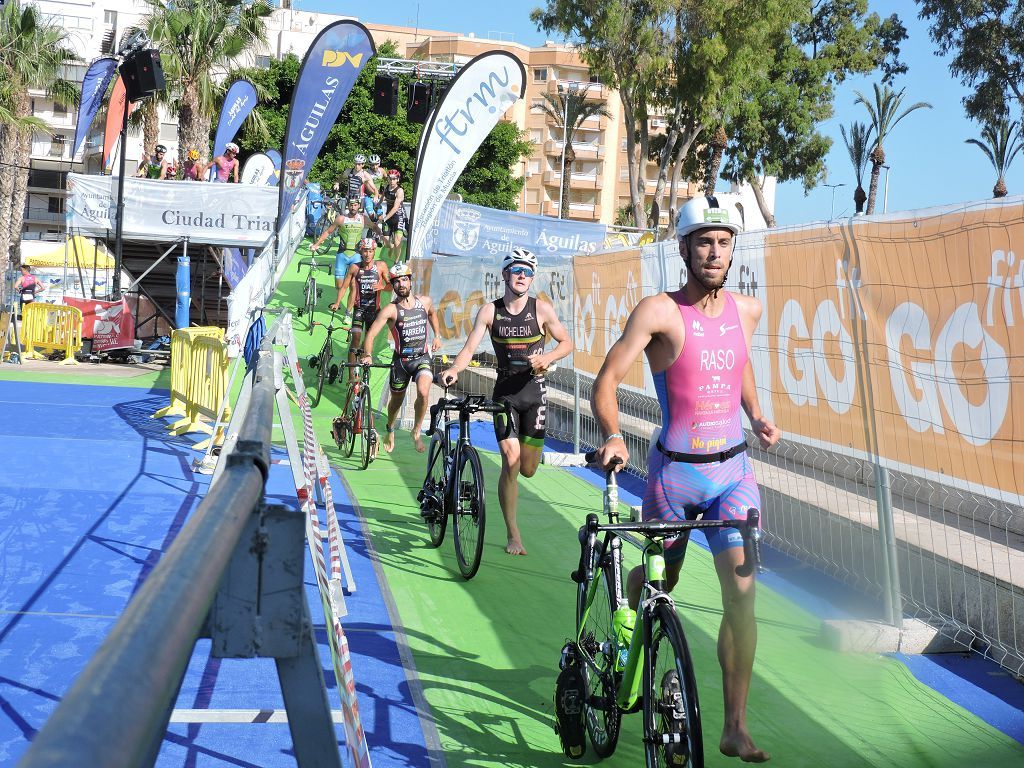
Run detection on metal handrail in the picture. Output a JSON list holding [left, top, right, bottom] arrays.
[[19, 317, 281, 767]]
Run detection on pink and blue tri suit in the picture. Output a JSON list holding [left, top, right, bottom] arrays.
[[643, 291, 762, 562]]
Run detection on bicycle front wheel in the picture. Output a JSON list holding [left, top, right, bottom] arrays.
[[452, 445, 486, 579], [423, 436, 448, 547], [312, 342, 331, 408], [576, 556, 621, 758], [359, 394, 374, 470], [643, 604, 703, 768], [304, 275, 317, 320]]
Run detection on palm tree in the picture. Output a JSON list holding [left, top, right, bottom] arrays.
[[0, 0, 79, 275], [537, 88, 610, 219], [854, 83, 932, 214], [141, 0, 272, 160], [965, 118, 1023, 198], [840, 121, 874, 215]]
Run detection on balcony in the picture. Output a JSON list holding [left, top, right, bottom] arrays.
[[543, 140, 603, 161], [544, 201, 603, 221], [23, 207, 64, 224], [547, 80, 607, 102], [30, 141, 73, 162], [542, 170, 603, 190]]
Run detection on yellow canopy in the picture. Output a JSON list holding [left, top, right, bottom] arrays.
[[23, 236, 115, 269]]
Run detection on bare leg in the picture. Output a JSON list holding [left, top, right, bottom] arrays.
[[714, 548, 769, 763], [497, 438, 526, 555], [382, 389, 403, 453], [411, 372, 431, 452]]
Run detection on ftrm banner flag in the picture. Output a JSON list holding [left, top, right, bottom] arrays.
[[73, 57, 117, 160], [278, 21, 375, 221], [213, 79, 257, 158], [407, 51, 526, 261]]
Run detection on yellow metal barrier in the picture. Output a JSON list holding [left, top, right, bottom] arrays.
[[153, 327, 224, 420], [167, 334, 230, 449], [22, 303, 83, 364]]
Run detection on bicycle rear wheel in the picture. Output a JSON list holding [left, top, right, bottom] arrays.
[[359, 394, 374, 470], [576, 555, 621, 758], [303, 275, 317, 320], [344, 389, 359, 458], [423, 436, 448, 546], [643, 604, 703, 768], [312, 342, 330, 408], [452, 445, 486, 579]]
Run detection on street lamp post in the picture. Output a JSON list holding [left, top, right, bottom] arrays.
[[557, 81, 578, 219], [882, 165, 891, 213], [823, 182, 846, 220]]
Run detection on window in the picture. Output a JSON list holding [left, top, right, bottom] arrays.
[[159, 123, 176, 142], [53, 102, 67, 117], [256, 55, 272, 69], [528, 159, 541, 175], [530, 128, 542, 144], [104, 10, 117, 25], [49, 135, 66, 157], [533, 68, 548, 83], [48, 197, 64, 214], [589, 74, 601, 84], [526, 188, 540, 204], [530, 98, 545, 113]]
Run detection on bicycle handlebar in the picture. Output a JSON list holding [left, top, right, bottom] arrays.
[[424, 394, 513, 440]]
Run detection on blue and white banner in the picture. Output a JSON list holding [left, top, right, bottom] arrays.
[[265, 148, 282, 186], [408, 51, 526, 261], [241, 152, 275, 185], [73, 57, 118, 160], [278, 21, 375, 220], [213, 79, 257, 158], [433, 200, 607, 260]]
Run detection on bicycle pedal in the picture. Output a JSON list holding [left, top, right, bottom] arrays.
[[328, 364, 339, 384], [554, 644, 587, 760]]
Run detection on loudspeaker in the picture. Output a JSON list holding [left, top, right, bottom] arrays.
[[406, 81, 433, 124], [432, 81, 450, 109], [119, 49, 165, 102], [373, 75, 398, 116]]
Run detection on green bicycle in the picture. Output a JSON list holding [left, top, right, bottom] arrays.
[[552, 454, 762, 768]]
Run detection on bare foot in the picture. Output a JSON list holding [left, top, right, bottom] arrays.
[[720, 728, 770, 763], [412, 430, 425, 453], [505, 538, 528, 556], [382, 429, 395, 453]]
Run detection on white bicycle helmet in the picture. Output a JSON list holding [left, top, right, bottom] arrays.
[[225, 142, 239, 154], [368, 154, 381, 164], [502, 246, 538, 272], [389, 262, 412, 281], [353, 153, 367, 164], [675, 195, 743, 238]]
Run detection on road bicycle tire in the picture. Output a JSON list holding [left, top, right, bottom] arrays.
[[344, 389, 359, 458], [312, 341, 331, 408], [359, 393, 373, 470], [303, 275, 317, 321], [452, 445, 486, 580], [576, 555, 622, 758], [423, 436, 448, 547], [643, 604, 703, 768]]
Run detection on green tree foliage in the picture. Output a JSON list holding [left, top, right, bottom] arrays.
[[0, 0, 79, 272], [918, 1, 1024, 123], [965, 118, 1023, 198], [227, 40, 531, 211], [840, 121, 874, 213], [722, 0, 906, 226]]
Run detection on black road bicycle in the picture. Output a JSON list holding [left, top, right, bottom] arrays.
[[295, 251, 330, 324], [416, 385, 511, 579], [307, 312, 348, 408], [551, 453, 762, 768]]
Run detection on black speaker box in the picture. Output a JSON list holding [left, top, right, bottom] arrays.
[[373, 75, 399, 116], [120, 49, 165, 102], [406, 81, 433, 124]]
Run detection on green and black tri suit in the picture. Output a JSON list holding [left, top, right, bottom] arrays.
[[489, 296, 547, 447]]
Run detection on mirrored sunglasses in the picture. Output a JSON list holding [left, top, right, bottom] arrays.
[[509, 266, 535, 277]]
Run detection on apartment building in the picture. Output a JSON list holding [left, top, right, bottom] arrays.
[[22, 1, 772, 240]]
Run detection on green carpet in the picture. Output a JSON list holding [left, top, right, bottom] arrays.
[[274, 243, 1023, 768]]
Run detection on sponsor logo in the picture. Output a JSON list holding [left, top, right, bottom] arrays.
[[292, 75, 342, 156], [524, 312, 534, 321], [703, 207, 729, 225], [699, 348, 736, 371], [433, 65, 518, 155], [691, 319, 704, 337], [452, 207, 481, 250], [322, 51, 364, 67], [720, 323, 738, 335], [284, 158, 305, 190], [227, 93, 250, 123]]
